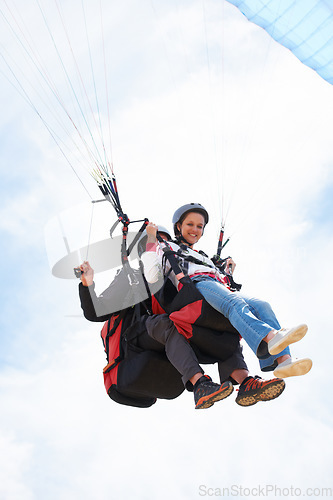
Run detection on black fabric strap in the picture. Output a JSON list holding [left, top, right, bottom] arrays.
[[156, 233, 191, 285], [105, 310, 126, 361], [127, 219, 149, 256]]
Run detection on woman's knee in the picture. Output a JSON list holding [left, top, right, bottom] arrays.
[[244, 296, 273, 315]]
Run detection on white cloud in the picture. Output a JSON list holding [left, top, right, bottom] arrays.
[[0, 432, 34, 500]]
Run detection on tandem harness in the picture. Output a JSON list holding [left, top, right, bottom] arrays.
[[79, 232, 242, 408], [159, 241, 242, 293]]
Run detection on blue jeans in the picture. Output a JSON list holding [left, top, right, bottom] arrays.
[[193, 276, 290, 370]]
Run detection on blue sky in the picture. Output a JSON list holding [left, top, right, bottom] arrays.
[[0, 1, 333, 499]]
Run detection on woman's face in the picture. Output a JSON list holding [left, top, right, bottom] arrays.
[[177, 211, 205, 247]]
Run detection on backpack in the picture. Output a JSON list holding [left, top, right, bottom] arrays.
[[101, 306, 185, 408]]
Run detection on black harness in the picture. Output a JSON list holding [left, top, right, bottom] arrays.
[[159, 238, 242, 292]]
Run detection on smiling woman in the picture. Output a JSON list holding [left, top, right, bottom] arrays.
[[142, 203, 313, 382], [172, 203, 208, 247]]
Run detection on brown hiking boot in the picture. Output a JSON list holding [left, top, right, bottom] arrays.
[[235, 376, 285, 407]]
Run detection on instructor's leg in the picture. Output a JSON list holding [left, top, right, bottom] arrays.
[[145, 314, 204, 387]]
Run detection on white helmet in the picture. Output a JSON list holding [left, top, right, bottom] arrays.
[[172, 203, 209, 238]]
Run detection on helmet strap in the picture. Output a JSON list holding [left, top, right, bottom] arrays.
[[175, 223, 192, 246], [176, 234, 192, 246]]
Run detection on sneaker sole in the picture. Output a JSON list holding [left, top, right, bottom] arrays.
[[273, 358, 312, 378], [195, 382, 234, 409], [268, 324, 308, 355], [236, 379, 285, 407]]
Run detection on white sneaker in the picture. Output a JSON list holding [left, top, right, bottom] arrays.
[[273, 357, 312, 378], [268, 324, 308, 355]]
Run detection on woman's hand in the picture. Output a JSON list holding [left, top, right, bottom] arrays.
[[79, 261, 94, 287], [146, 222, 158, 243], [225, 257, 236, 275], [212, 255, 236, 275]]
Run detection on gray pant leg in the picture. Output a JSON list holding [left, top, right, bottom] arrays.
[[145, 314, 204, 387], [218, 344, 248, 385]]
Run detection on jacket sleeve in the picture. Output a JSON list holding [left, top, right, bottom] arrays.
[[140, 242, 165, 284], [78, 282, 112, 322]]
